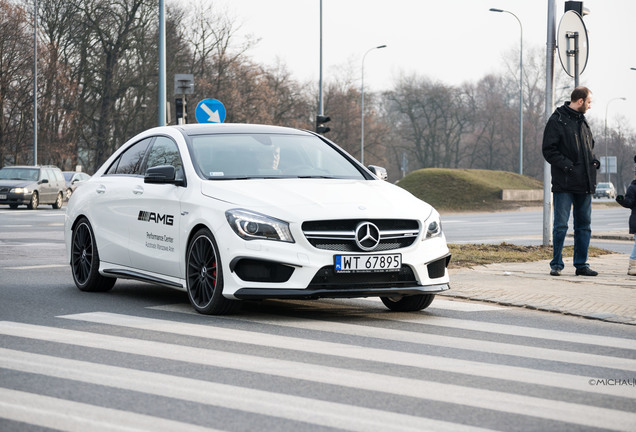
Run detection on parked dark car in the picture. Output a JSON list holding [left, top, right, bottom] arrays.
[[0, 165, 66, 209], [63, 171, 90, 200]]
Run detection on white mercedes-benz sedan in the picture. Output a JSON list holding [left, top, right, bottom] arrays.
[[65, 124, 451, 314]]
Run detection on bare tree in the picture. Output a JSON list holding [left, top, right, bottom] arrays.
[[385, 74, 468, 171], [0, 0, 35, 165]]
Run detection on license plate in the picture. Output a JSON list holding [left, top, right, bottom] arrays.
[[0, 194, 6, 200], [334, 254, 401, 273]]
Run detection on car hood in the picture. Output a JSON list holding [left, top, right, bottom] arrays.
[[0, 179, 34, 188], [200, 178, 433, 221]]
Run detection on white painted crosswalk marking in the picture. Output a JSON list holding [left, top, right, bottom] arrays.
[[0, 388, 221, 432], [62, 311, 636, 373], [0, 348, 494, 432], [251, 298, 636, 350], [1, 319, 635, 431]]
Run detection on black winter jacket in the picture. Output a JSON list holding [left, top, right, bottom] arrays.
[[616, 179, 636, 234], [542, 102, 598, 194]]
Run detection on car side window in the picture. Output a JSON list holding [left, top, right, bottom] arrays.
[[54, 169, 65, 184], [106, 138, 152, 175], [145, 136, 184, 180]]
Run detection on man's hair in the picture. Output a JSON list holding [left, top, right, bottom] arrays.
[[571, 86, 591, 102]]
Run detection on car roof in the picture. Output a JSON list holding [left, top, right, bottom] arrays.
[[173, 123, 314, 137], [1, 165, 59, 169], [2, 165, 39, 169]]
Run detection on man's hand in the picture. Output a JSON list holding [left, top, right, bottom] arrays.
[[593, 159, 601, 169]]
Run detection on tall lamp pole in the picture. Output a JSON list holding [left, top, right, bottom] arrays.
[[490, 8, 523, 175], [360, 44, 386, 166], [604, 97, 626, 183], [158, 0, 166, 126], [33, 0, 38, 165]]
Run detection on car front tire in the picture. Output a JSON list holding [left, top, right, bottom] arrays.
[[27, 192, 38, 210], [71, 218, 116, 292], [186, 228, 239, 315], [52, 192, 63, 209], [381, 294, 435, 312]]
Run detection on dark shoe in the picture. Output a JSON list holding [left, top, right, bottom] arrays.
[[550, 268, 561, 276], [575, 267, 598, 276]]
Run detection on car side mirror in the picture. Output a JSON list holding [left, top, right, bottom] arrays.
[[144, 165, 184, 186], [40, 179, 49, 184], [367, 165, 388, 181]]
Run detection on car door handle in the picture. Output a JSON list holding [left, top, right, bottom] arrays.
[[96, 185, 106, 194], [133, 186, 144, 195]]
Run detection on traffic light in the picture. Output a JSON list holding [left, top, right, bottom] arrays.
[[175, 98, 184, 121], [315, 115, 331, 134]]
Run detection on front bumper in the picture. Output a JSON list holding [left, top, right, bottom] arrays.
[[233, 283, 450, 300], [220, 224, 452, 300], [0, 192, 30, 206]]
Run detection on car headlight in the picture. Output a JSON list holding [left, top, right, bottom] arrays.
[[424, 214, 443, 239], [226, 209, 294, 243], [10, 187, 29, 194]]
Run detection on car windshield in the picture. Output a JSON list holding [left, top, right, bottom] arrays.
[[596, 183, 611, 189], [0, 167, 39, 181], [189, 133, 366, 180], [63, 172, 74, 181]]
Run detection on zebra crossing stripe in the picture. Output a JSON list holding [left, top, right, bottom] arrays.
[[1, 320, 634, 431], [153, 301, 636, 363], [61, 312, 636, 373], [240, 298, 635, 350], [0, 348, 494, 432], [0, 388, 222, 432]]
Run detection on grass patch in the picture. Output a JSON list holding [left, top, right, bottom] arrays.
[[449, 243, 610, 268], [397, 168, 543, 211]]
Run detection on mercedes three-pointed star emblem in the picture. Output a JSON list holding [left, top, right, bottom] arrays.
[[355, 221, 381, 251]]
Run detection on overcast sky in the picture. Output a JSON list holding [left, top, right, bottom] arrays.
[[173, 0, 636, 135]]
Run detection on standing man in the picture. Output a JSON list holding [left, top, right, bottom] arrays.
[[542, 86, 600, 277]]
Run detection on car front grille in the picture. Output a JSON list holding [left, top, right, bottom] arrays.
[[0, 187, 10, 193], [308, 265, 418, 289], [302, 219, 419, 252]]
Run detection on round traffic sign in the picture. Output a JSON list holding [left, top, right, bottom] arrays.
[[195, 98, 226, 123], [557, 10, 589, 78]]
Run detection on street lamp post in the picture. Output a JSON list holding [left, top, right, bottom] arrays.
[[360, 44, 386, 166], [158, 0, 166, 126], [604, 97, 627, 183], [490, 8, 523, 175], [34, 0, 38, 165]]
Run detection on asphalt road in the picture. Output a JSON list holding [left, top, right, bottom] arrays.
[[443, 205, 632, 254], [1, 206, 635, 431]]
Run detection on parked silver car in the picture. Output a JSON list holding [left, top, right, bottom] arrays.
[[0, 165, 66, 209], [594, 182, 616, 199], [63, 171, 91, 200]]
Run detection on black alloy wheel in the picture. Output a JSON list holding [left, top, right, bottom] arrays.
[[71, 218, 116, 292], [186, 228, 239, 315], [380, 294, 435, 312]]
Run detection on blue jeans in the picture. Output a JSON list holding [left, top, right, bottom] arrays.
[[631, 234, 636, 260], [551, 192, 592, 270]]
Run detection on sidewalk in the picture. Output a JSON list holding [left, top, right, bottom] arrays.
[[442, 234, 636, 325]]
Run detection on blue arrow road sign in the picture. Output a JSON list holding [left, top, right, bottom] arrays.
[[195, 98, 226, 123]]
